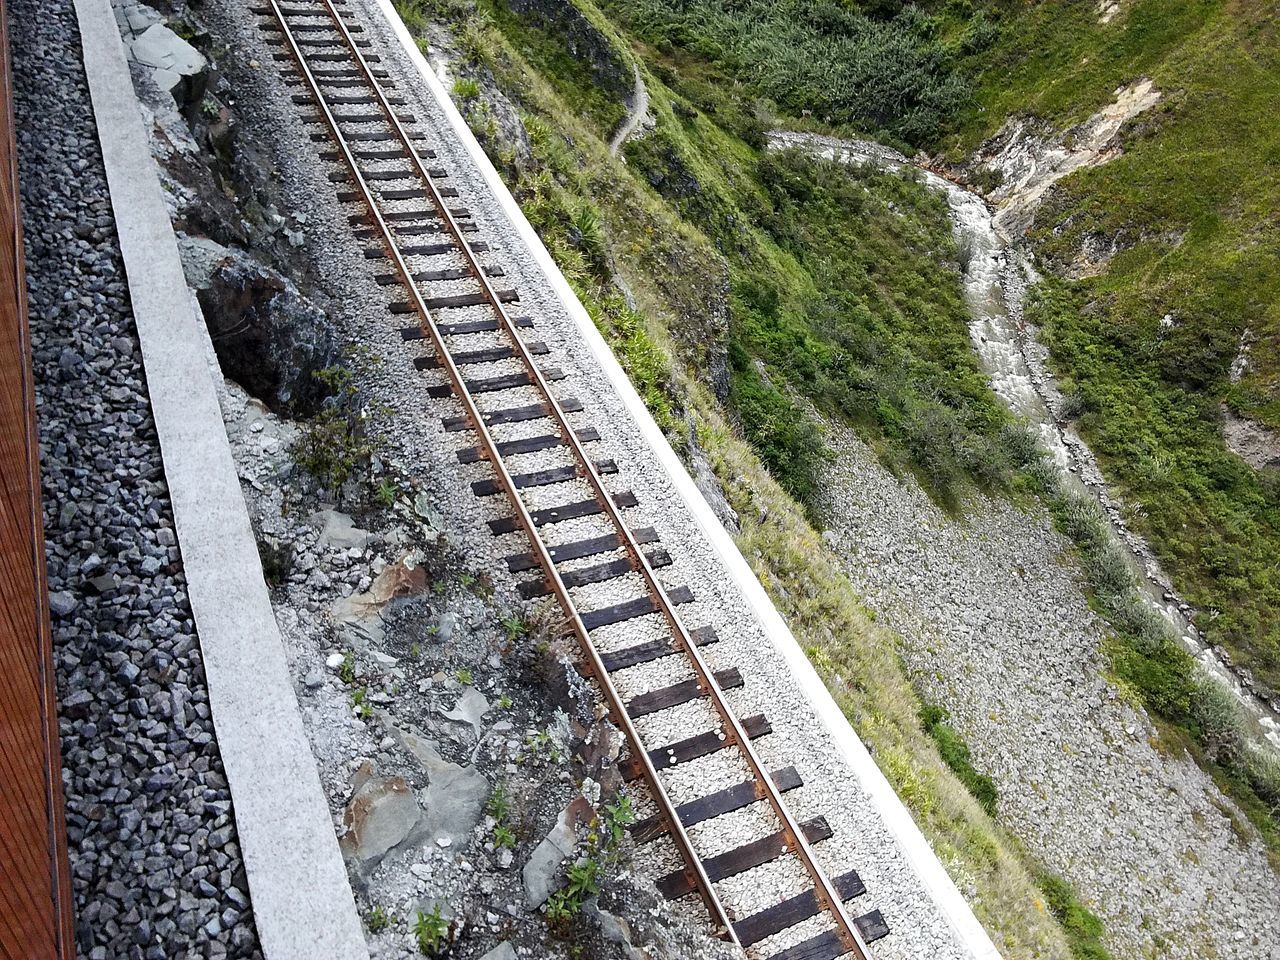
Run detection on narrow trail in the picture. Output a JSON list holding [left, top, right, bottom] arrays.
[[609, 63, 649, 157]]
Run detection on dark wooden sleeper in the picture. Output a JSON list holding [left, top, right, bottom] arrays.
[[458, 426, 599, 465], [656, 816, 832, 899], [488, 491, 638, 534], [442, 396, 582, 433], [735, 868, 866, 947], [620, 713, 770, 780], [581, 587, 694, 631], [630, 766, 802, 844], [765, 911, 889, 960], [626, 665, 739, 719]]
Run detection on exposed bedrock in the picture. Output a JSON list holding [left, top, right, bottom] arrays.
[[184, 237, 340, 416]]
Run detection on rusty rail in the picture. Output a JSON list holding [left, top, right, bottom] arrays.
[[264, 2, 873, 954]]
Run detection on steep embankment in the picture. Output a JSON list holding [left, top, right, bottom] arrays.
[[941, 0, 1280, 703], [766, 129, 1280, 960]]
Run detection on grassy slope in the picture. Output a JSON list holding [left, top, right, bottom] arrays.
[[392, 0, 1079, 953], [939, 0, 1280, 692]]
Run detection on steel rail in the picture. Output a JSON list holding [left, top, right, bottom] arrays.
[[265, 0, 738, 942], [274, 3, 874, 954]]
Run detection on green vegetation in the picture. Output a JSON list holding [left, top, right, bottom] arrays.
[[1035, 870, 1112, 960], [412, 904, 450, 956], [941, 0, 1280, 697], [605, 0, 984, 145], [366, 904, 393, 934], [920, 703, 998, 819], [290, 365, 376, 499], [337, 649, 356, 685], [1039, 465, 1280, 854], [544, 797, 634, 927]]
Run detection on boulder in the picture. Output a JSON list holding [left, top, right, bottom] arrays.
[[379, 715, 489, 849], [309, 509, 374, 550], [522, 796, 593, 908], [339, 773, 421, 869], [192, 243, 339, 416]]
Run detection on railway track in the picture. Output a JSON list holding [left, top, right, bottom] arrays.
[[253, 2, 890, 955]]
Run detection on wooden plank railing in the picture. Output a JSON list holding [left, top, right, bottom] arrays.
[[0, 0, 75, 955]]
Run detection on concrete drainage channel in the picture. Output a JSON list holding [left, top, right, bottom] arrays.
[[37, 0, 1004, 957]]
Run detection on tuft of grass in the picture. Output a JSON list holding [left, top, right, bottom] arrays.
[[338, 650, 356, 685], [413, 904, 449, 956], [451, 76, 481, 100], [1034, 870, 1113, 960], [366, 904, 393, 934], [920, 703, 999, 820]]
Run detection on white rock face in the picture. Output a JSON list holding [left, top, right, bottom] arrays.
[[116, 11, 208, 94], [978, 78, 1162, 240]]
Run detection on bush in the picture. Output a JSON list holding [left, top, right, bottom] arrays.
[[289, 365, 375, 499], [1245, 745, 1280, 815], [1190, 674, 1247, 767], [606, 0, 972, 144], [728, 346, 830, 513]]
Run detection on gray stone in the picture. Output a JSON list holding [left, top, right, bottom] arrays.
[[309, 509, 374, 550], [339, 774, 421, 868], [128, 24, 205, 80], [441, 686, 491, 735], [379, 715, 488, 849], [48, 590, 78, 617], [521, 801, 585, 908], [479, 944, 516, 960]]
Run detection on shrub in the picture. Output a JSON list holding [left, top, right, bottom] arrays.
[[1244, 745, 1280, 815], [289, 365, 374, 498], [1190, 674, 1247, 767]]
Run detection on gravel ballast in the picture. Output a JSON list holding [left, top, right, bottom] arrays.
[[12, 0, 261, 956]]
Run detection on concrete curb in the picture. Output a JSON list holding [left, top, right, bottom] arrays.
[[73, 1, 369, 956], [369, 3, 1003, 958]]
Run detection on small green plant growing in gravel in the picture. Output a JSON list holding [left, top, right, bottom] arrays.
[[409, 642, 421, 660], [501, 615, 528, 643], [413, 904, 449, 956], [290, 365, 375, 499], [545, 797, 635, 927], [350, 687, 373, 719], [1035, 869, 1113, 960], [497, 693, 513, 710], [487, 782, 512, 822], [375, 479, 399, 509], [493, 823, 516, 850], [338, 650, 356, 685], [455, 668, 473, 686], [366, 904, 393, 933]]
